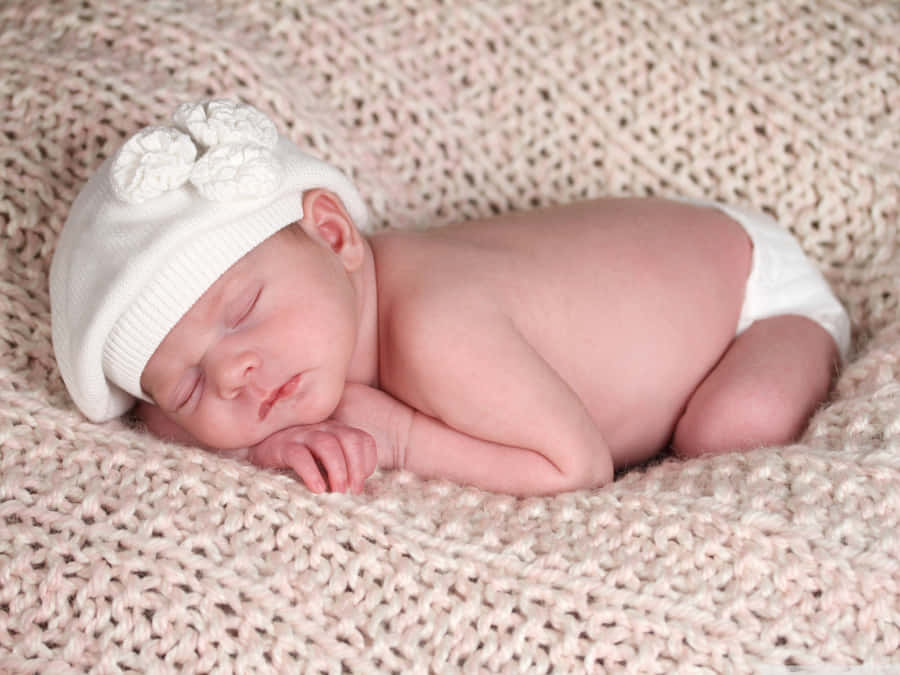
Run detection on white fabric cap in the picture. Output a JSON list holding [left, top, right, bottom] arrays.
[[50, 99, 369, 422]]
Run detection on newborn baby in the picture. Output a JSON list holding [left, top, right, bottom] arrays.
[[50, 100, 851, 496]]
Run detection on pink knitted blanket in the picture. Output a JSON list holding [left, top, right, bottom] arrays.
[[1, 1, 898, 672]]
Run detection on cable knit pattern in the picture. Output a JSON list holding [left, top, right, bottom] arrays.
[[1, 1, 898, 673]]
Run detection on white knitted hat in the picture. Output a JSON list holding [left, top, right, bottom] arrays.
[[50, 99, 369, 422]]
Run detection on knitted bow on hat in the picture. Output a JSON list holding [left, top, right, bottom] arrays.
[[110, 99, 281, 204]]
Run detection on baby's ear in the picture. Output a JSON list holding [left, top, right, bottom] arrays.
[[299, 188, 365, 271]]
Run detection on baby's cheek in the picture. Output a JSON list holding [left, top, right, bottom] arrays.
[[197, 419, 264, 451], [137, 398, 272, 451], [136, 401, 201, 446], [181, 403, 266, 451]]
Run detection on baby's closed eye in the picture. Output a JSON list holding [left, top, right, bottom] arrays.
[[172, 369, 203, 411], [226, 284, 262, 328]]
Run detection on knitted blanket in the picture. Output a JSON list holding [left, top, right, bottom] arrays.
[[2, 1, 898, 672]]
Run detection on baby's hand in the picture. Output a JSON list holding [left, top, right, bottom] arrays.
[[330, 383, 414, 472], [248, 421, 377, 494]]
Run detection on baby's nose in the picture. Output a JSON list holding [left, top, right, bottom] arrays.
[[213, 350, 262, 399]]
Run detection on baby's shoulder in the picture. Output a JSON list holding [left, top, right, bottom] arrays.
[[371, 228, 493, 326], [376, 261, 507, 407], [380, 271, 488, 357]]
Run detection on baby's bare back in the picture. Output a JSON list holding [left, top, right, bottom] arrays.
[[371, 198, 752, 467]]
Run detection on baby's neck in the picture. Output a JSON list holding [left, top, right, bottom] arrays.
[[345, 237, 381, 388]]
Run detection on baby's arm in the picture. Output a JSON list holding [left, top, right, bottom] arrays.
[[334, 377, 611, 497], [340, 307, 614, 496]]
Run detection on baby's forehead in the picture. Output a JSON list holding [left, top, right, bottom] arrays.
[[209, 229, 280, 285], [198, 258, 254, 309], [176, 259, 246, 329], [170, 223, 290, 326]]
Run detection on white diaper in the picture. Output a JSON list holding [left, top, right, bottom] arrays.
[[682, 199, 852, 362]]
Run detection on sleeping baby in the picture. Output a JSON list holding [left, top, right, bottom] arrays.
[[50, 99, 851, 496]]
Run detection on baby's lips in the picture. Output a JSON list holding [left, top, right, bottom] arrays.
[[258, 374, 303, 420]]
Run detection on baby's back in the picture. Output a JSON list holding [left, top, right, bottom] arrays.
[[371, 198, 752, 467]]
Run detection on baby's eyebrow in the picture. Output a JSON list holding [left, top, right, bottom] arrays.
[[192, 283, 230, 324], [204, 273, 251, 317]]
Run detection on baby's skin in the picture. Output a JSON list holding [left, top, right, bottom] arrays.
[[137, 191, 839, 496]]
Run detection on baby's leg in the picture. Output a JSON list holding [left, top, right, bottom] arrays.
[[671, 315, 839, 458]]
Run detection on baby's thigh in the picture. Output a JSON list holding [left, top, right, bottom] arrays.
[[671, 315, 839, 459]]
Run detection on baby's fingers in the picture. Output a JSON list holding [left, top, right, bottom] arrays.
[[280, 443, 329, 494], [306, 431, 349, 493], [339, 429, 377, 494]]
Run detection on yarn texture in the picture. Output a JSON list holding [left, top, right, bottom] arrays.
[[1, 1, 898, 673]]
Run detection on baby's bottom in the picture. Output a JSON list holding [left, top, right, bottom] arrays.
[[670, 201, 850, 458]]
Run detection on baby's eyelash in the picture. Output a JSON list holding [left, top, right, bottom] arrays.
[[175, 373, 203, 411], [227, 287, 261, 327]]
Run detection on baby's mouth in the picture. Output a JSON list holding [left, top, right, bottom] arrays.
[[258, 374, 302, 421]]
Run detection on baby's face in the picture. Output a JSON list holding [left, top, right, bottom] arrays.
[[140, 225, 361, 449]]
